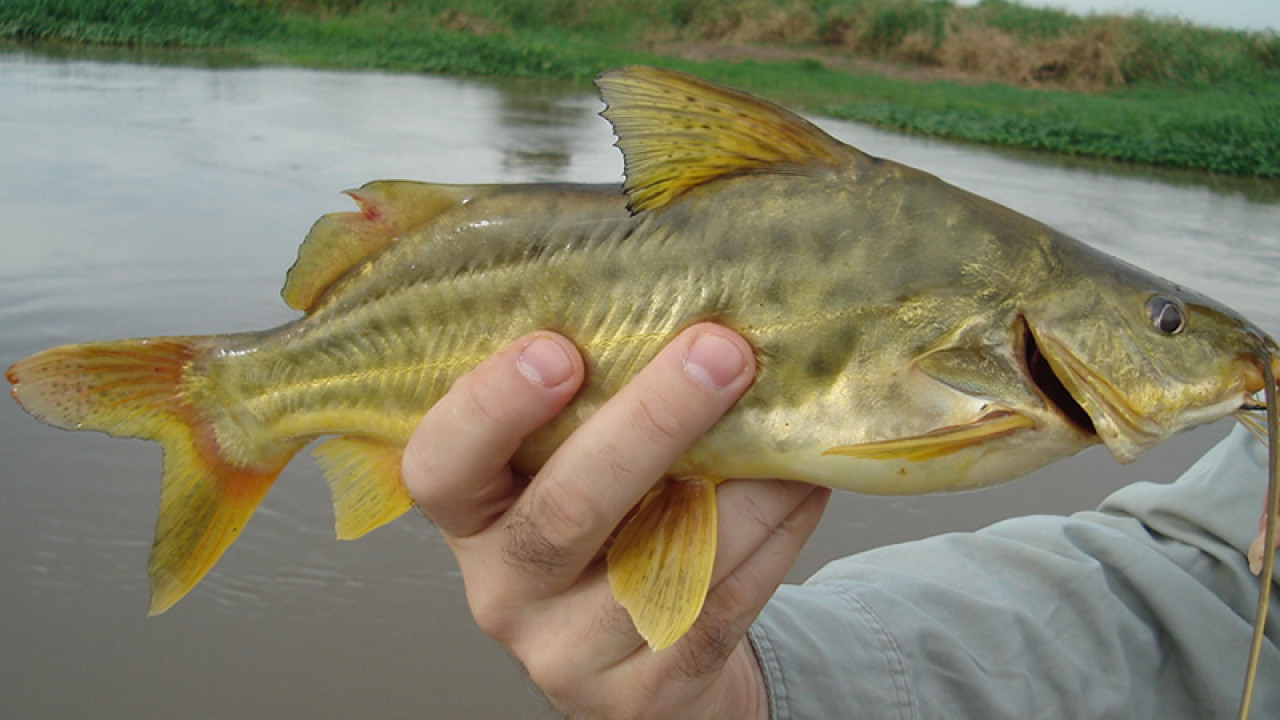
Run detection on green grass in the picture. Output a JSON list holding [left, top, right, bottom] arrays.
[[4, 0, 1280, 177], [254, 12, 611, 78], [0, 0, 281, 46], [817, 71, 1280, 176]]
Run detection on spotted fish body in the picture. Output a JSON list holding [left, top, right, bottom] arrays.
[[8, 68, 1279, 708]]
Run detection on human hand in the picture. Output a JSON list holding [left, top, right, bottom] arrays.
[[402, 323, 830, 719]]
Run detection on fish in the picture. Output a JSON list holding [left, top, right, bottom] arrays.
[[7, 65, 1278, 715]]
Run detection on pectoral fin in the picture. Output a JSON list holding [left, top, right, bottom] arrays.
[[824, 412, 1035, 461], [607, 476, 719, 651]]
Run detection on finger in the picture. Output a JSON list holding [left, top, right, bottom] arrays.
[[402, 332, 584, 539], [499, 323, 755, 592], [709, 479, 824, 586]]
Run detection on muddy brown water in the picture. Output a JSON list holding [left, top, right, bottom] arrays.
[[2, 50, 1278, 718]]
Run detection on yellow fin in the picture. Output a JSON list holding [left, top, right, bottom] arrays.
[[149, 449, 286, 615], [824, 412, 1036, 462], [313, 436, 414, 540], [283, 181, 489, 312], [595, 66, 859, 212], [6, 338, 298, 615], [607, 476, 719, 651]]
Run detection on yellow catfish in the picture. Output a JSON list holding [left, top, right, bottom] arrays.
[[7, 66, 1278, 712]]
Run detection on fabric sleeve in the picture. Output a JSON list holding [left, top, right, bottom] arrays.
[[749, 426, 1279, 720]]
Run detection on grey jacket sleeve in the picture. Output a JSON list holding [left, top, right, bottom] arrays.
[[748, 426, 1279, 720]]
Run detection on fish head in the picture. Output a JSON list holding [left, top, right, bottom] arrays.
[[1023, 249, 1276, 463]]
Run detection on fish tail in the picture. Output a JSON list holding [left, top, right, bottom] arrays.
[[7, 338, 293, 615]]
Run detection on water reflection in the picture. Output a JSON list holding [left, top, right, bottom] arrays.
[[0, 39, 264, 70], [493, 79, 598, 178], [1, 50, 1278, 720]]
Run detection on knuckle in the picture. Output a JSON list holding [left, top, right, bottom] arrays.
[[669, 613, 738, 681], [708, 570, 759, 623], [630, 392, 691, 448], [397, 430, 486, 517], [521, 651, 578, 703], [501, 484, 602, 575], [588, 596, 639, 642], [400, 437, 471, 520], [736, 490, 778, 536], [467, 588, 519, 643], [502, 505, 572, 574], [399, 435, 437, 502], [452, 370, 512, 433]]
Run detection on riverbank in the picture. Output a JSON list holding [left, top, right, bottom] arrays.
[[5, 0, 1280, 177]]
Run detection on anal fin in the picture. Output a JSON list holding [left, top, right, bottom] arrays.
[[313, 436, 414, 540], [824, 411, 1035, 462], [607, 476, 719, 651]]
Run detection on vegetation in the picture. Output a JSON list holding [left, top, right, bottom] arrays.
[[710, 0, 1280, 89], [0, 0, 281, 46], [3, 0, 1279, 177]]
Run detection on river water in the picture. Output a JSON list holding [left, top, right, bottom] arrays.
[[2, 50, 1278, 718]]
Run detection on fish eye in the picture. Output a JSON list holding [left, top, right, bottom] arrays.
[[1146, 295, 1186, 335]]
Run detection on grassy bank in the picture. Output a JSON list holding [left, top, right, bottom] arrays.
[[4, 0, 1280, 177]]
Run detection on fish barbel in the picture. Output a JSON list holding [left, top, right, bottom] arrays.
[[7, 66, 1279, 714]]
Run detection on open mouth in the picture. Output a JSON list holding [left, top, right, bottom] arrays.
[[1022, 319, 1097, 438]]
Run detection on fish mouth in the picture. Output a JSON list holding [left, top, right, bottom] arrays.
[[1026, 325, 1167, 462], [1021, 320, 1097, 441], [1236, 350, 1279, 439]]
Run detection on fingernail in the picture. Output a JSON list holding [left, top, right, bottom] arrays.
[[684, 333, 747, 390], [517, 336, 574, 388]]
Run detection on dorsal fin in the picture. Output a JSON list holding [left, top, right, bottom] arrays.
[[283, 181, 485, 312], [595, 65, 861, 213]]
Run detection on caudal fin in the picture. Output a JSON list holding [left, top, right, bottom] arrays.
[[7, 338, 293, 615]]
